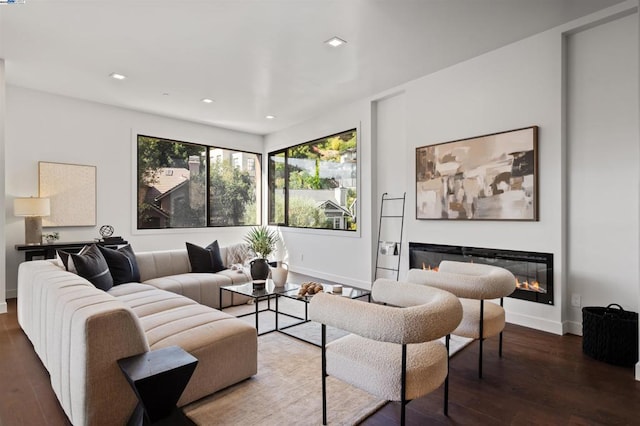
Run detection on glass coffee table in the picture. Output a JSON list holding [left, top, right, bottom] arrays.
[[275, 283, 371, 346], [219, 281, 304, 336], [220, 281, 371, 345]]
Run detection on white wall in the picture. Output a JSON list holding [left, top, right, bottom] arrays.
[[636, 4, 640, 383], [567, 14, 639, 333], [264, 101, 374, 289], [0, 60, 6, 314], [373, 92, 408, 279], [404, 27, 566, 333], [265, 2, 639, 335], [4, 86, 263, 298]]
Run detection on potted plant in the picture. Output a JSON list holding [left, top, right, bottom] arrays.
[[42, 232, 60, 244], [243, 226, 279, 284]]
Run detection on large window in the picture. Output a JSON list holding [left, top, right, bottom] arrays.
[[268, 129, 357, 231], [137, 135, 261, 229]]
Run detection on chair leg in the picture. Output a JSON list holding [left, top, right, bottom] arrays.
[[478, 300, 484, 379], [445, 334, 450, 416], [401, 344, 407, 426], [499, 297, 504, 358], [321, 324, 327, 425]]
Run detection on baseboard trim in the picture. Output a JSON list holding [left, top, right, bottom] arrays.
[[636, 363, 640, 381], [288, 266, 371, 290], [0, 301, 7, 314], [6, 289, 16, 299], [563, 320, 583, 336], [505, 310, 564, 335]]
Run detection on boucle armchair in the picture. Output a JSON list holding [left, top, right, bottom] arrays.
[[309, 278, 462, 426], [407, 260, 516, 378]]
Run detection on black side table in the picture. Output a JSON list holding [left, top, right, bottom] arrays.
[[118, 346, 198, 426]]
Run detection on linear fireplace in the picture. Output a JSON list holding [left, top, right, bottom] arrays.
[[409, 242, 554, 305]]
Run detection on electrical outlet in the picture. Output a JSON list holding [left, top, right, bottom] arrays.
[[571, 294, 581, 308]]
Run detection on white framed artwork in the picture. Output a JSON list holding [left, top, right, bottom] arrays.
[[39, 161, 97, 227]]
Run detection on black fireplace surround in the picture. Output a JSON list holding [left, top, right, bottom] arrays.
[[409, 242, 554, 305]]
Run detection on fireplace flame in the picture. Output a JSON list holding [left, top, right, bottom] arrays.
[[515, 278, 546, 293], [421, 262, 439, 272]]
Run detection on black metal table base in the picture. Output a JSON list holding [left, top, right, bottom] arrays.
[[220, 284, 371, 346]]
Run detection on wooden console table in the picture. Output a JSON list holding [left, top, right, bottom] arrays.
[[15, 239, 128, 261]]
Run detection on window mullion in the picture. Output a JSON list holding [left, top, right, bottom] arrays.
[[206, 146, 210, 227], [284, 150, 289, 227]]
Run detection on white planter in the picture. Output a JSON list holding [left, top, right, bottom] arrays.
[[271, 261, 289, 287]]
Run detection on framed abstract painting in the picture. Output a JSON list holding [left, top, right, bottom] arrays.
[[416, 126, 538, 221]]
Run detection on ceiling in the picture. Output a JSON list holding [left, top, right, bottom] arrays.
[[0, 0, 623, 135]]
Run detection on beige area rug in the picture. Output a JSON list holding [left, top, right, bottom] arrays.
[[183, 331, 387, 425]]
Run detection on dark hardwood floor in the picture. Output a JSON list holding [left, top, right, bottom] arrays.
[[1, 298, 638, 425]]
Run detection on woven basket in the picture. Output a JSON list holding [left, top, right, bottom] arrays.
[[582, 304, 638, 367]]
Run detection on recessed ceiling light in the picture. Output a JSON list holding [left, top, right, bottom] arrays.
[[325, 36, 346, 48], [201, 98, 214, 104], [265, 115, 276, 120], [109, 72, 126, 80]]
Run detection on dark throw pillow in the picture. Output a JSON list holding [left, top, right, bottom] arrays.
[[186, 240, 225, 273], [57, 245, 90, 273], [70, 244, 114, 291], [57, 249, 73, 271], [97, 244, 141, 285]]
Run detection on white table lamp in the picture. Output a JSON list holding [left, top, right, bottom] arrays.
[[14, 197, 51, 245]]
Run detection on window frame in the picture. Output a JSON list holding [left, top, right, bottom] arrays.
[[136, 134, 262, 230], [267, 128, 358, 232]]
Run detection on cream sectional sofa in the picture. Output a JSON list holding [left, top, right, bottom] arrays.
[[17, 246, 258, 426], [135, 246, 253, 308]]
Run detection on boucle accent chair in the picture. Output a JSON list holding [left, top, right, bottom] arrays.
[[309, 279, 462, 426], [406, 260, 516, 378]]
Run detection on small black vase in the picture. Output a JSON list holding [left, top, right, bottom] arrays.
[[250, 258, 270, 281]]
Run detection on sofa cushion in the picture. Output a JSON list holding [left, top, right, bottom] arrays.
[[70, 244, 114, 291], [109, 283, 197, 317], [135, 249, 193, 282], [143, 272, 249, 309], [98, 244, 141, 285], [109, 282, 258, 405], [186, 241, 225, 273], [133, 248, 252, 308]]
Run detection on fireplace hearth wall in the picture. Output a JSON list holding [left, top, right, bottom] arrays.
[[409, 242, 554, 305]]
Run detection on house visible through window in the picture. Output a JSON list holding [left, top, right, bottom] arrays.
[[137, 135, 261, 229], [268, 129, 357, 231], [232, 153, 242, 169]]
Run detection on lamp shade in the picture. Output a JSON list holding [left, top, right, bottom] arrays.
[[14, 197, 51, 217]]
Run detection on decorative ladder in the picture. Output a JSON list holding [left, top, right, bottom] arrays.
[[374, 192, 406, 280]]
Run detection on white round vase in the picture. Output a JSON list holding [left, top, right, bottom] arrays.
[[271, 261, 289, 287]]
